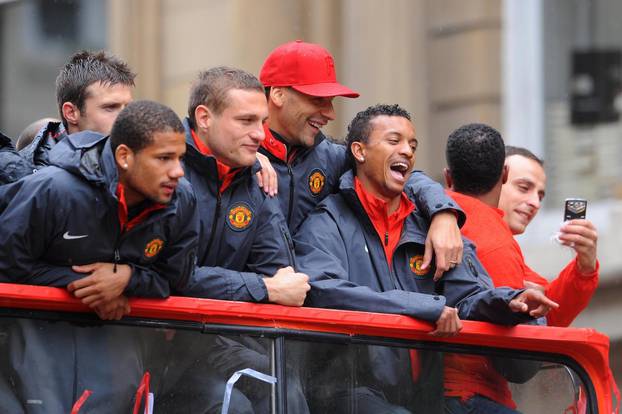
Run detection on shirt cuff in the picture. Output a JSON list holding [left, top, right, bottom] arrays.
[[575, 258, 599, 279]]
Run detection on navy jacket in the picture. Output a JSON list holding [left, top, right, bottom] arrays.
[[0, 133, 32, 185], [294, 171, 531, 325], [259, 126, 466, 233], [0, 131, 199, 297], [19, 120, 67, 173], [179, 119, 294, 302]]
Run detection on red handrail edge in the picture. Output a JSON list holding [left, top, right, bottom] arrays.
[[0, 283, 615, 412]]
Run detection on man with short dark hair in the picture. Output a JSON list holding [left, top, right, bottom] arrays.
[[0, 100, 199, 412], [442, 125, 599, 413], [180, 66, 309, 305], [259, 40, 465, 279], [158, 67, 309, 414], [294, 106, 557, 413], [0, 100, 198, 313], [18, 50, 135, 175], [443, 124, 533, 413], [443, 124, 525, 287], [499, 145, 598, 327]]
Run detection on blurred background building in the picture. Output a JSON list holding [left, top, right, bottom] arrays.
[[1, 0, 620, 395]]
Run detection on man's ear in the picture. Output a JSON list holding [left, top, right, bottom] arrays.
[[501, 164, 509, 184], [194, 105, 212, 131], [61, 102, 80, 129], [270, 87, 286, 108], [115, 144, 134, 171], [443, 168, 453, 189], [350, 141, 366, 163]]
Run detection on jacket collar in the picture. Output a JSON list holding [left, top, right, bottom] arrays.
[[338, 170, 427, 245], [19, 121, 66, 164], [261, 123, 325, 163]]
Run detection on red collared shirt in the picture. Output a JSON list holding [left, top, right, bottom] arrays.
[[353, 177, 415, 266]]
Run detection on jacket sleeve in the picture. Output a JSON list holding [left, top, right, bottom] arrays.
[[523, 258, 599, 327], [179, 265, 269, 302], [124, 184, 200, 298], [405, 171, 466, 227], [294, 209, 447, 323], [0, 133, 32, 185], [439, 242, 533, 325], [0, 177, 85, 285]]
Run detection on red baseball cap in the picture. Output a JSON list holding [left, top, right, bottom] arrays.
[[260, 40, 359, 98]]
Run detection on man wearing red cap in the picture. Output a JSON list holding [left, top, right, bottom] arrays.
[[259, 40, 465, 279]]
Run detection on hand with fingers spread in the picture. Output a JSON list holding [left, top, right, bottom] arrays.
[[67, 262, 132, 307], [263, 266, 311, 306], [558, 219, 598, 275], [430, 306, 463, 337], [255, 152, 278, 197], [423, 211, 463, 281], [509, 288, 559, 318], [93, 295, 131, 320]]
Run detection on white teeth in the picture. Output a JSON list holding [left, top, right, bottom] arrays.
[[391, 162, 409, 172], [309, 121, 321, 129]]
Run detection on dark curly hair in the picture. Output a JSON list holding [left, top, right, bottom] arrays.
[[446, 123, 505, 195], [110, 100, 184, 153], [345, 104, 412, 167]]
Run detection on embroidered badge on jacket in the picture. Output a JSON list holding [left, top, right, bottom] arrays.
[[227, 202, 253, 231], [409, 255, 428, 276], [308, 168, 326, 196], [144, 238, 164, 258]]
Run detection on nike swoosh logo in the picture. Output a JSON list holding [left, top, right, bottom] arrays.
[[63, 232, 88, 240]]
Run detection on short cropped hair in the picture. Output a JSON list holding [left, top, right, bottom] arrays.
[[446, 123, 505, 195], [345, 104, 412, 167], [505, 145, 544, 166], [110, 100, 184, 153], [187, 66, 264, 127], [56, 50, 136, 129]]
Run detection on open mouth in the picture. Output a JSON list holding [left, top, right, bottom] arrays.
[[389, 161, 410, 181]]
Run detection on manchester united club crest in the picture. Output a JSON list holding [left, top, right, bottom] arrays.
[[227, 203, 253, 231], [308, 169, 326, 196], [144, 238, 164, 258], [409, 255, 428, 276]]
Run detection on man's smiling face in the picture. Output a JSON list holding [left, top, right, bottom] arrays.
[[499, 154, 547, 235], [355, 115, 417, 202], [272, 87, 336, 147]]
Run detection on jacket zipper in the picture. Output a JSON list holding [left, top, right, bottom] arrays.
[[205, 184, 222, 254], [286, 163, 295, 227], [280, 225, 296, 267], [113, 247, 121, 273], [112, 202, 174, 270]]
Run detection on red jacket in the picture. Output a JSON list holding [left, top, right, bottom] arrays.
[[443, 191, 599, 407]]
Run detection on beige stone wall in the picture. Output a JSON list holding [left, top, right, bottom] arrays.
[[106, 0, 502, 177], [425, 0, 502, 179]]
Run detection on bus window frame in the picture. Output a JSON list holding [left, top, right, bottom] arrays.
[[0, 283, 615, 413]]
